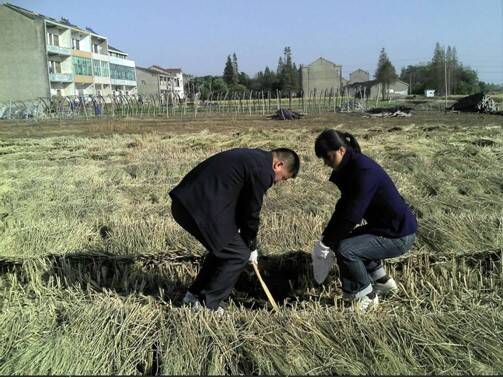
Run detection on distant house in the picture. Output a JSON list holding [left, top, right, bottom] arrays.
[[425, 89, 435, 97], [348, 69, 369, 84], [135, 66, 162, 97], [346, 79, 409, 99], [301, 57, 343, 95], [149, 66, 185, 99]]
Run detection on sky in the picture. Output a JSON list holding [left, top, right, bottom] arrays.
[[8, 0, 503, 83]]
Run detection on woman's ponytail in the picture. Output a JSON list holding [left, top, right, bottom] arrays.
[[315, 129, 362, 158], [342, 132, 361, 153]]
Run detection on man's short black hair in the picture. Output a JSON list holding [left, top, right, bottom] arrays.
[[271, 148, 300, 178]]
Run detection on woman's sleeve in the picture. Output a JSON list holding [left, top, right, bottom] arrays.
[[322, 169, 379, 249]]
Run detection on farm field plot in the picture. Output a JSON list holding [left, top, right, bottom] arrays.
[[0, 112, 502, 375]]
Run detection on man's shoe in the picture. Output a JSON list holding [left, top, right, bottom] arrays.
[[183, 291, 202, 310], [374, 277, 398, 296]]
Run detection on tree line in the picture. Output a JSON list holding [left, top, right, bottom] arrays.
[[399, 42, 501, 95], [185, 43, 500, 99], [189, 47, 302, 98]]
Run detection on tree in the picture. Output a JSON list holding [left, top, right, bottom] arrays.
[[232, 53, 239, 78], [262, 66, 275, 92], [446, 46, 459, 95], [223, 55, 236, 85], [281, 47, 294, 91], [374, 48, 398, 99], [399, 43, 483, 95], [432, 42, 446, 95], [455, 66, 480, 94], [237, 71, 251, 89], [211, 77, 229, 93], [249, 71, 264, 91]]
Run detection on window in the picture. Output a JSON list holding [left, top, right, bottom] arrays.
[[47, 32, 59, 46], [48, 60, 61, 74], [72, 56, 92, 76], [91, 60, 111, 77], [101, 61, 110, 77], [93, 60, 101, 76], [92, 44, 99, 53], [72, 38, 80, 50], [110, 63, 136, 81]]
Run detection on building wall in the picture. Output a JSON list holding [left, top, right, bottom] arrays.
[[136, 69, 159, 96], [388, 80, 409, 96], [170, 72, 185, 99], [0, 6, 50, 102], [349, 69, 369, 84], [301, 58, 342, 96], [369, 80, 409, 98]]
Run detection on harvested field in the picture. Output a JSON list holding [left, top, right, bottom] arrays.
[[0, 112, 502, 375]]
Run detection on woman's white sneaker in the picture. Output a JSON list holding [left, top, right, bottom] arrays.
[[351, 295, 379, 314], [373, 277, 398, 296]]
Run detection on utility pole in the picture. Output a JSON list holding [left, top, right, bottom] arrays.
[[409, 69, 412, 95], [444, 47, 448, 110]]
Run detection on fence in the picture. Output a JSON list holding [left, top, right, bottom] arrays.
[[0, 90, 454, 121]]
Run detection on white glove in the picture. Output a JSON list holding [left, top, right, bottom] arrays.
[[311, 240, 335, 284], [249, 249, 258, 264]]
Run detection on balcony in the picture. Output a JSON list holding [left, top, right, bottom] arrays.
[[110, 78, 137, 87], [109, 55, 135, 68], [47, 44, 72, 56], [49, 73, 74, 82]]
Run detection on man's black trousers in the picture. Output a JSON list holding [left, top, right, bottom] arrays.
[[171, 199, 251, 309]]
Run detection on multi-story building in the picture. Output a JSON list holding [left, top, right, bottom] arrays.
[[108, 45, 137, 96], [136, 65, 187, 100], [149, 66, 185, 99], [348, 69, 370, 84], [0, 3, 137, 102], [136, 65, 185, 99], [301, 57, 343, 96], [136, 66, 161, 97]]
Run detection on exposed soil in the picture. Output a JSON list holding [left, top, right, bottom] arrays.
[[0, 111, 501, 139]]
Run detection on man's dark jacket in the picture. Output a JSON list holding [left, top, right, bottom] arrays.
[[170, 148, 274, 254], [322, 148, 417, 249]]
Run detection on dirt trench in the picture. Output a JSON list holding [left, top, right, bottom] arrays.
[[1, 249, 501, 310]]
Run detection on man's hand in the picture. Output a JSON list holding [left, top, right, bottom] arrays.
[[249, 249, 258, 264], [311, 240, 335, 284]]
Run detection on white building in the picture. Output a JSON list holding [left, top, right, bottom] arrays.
[[149, 66, 185, 99], [0, 3, 137, 101], [108, 45, 137, 96]]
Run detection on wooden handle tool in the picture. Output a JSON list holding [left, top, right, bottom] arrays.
[[251, 261, 279, 312]]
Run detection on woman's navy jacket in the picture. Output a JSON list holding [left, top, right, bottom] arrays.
[[322, 148, 417, 249], [169, 148, 274, 254]]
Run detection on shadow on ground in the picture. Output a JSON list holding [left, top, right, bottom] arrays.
[[2, 248, 500, 311], [0, 250, 325, 308]]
